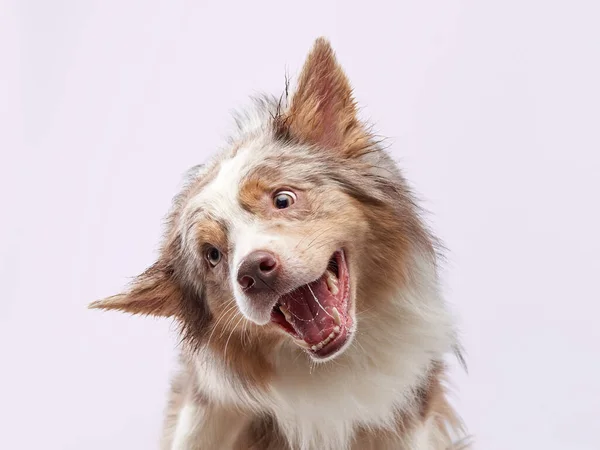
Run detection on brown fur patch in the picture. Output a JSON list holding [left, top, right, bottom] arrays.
[[235, 415, 289, 450], [238, 171, 278, 215], [206, 331, 278, 390], [238, 172, 312, 222], [194, 218, 229, 258]]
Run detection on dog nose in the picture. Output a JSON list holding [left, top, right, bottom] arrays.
[[237, 250, 280, 293]]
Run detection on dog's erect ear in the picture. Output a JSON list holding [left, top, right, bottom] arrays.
[[284, 37, 364, 152], [89, 262, 180, 317]]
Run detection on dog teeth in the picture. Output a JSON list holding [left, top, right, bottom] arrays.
[[307, 325, 342, 353], [331, 307, 341, 326], [325, 270, 339, 295], [279, 304, 293, 323]]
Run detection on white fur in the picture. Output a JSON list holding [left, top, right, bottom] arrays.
[[229, 95, 281, 143], [411, 420, 435, 449], [171, 404, 197, 450]]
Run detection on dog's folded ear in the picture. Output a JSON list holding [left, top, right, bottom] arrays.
[[89, 262, 180, 317], [283, 37, 367, 155]]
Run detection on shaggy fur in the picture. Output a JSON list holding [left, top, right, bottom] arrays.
[[91, 37, 468, 449]]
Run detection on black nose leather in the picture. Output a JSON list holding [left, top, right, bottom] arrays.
[[237, 250, 280, 293]]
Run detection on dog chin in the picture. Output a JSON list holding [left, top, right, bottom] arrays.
[[235, 301, 274, 326], [308, 323, 356, 363]]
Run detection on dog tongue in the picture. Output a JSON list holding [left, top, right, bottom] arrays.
[[280, 274, 339, 345]]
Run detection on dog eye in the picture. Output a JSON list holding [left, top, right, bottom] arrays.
[[273, 191, 297, 209], [206, 247, 221, 267]]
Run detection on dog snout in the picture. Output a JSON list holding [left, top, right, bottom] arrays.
[[237, 250, 280, 294]]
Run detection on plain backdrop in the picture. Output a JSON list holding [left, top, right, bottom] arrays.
[[2, 1, 599, 449]]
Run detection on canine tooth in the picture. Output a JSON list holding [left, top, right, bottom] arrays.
[[329, 332, 335, 339], [326, 272, 339, 295], [333, 325, 340, 334], [311, 345, 318, 351], [331, 307, 341, 326], [279, 304, 293, 322]]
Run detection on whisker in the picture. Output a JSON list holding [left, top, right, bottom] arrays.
[[293, 222, 324, 251], [240, 317, 248, 347], [206, 299, 238, 349], [304, 226, 337, 251], [219, 306, 243, 338], [224, 316, 244, 360]]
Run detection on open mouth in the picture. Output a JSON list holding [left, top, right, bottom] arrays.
[[271, 250, 352, 360]]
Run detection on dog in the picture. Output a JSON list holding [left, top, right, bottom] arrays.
[[90, 37, 468, 450]]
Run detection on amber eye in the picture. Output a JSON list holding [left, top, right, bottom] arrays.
[[206, 247, 221, 267], [273, 191, 297, 209]]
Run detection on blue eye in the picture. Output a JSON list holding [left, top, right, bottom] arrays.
[[273, 191, 297, 209]]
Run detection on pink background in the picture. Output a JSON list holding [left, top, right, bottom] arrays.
[[2, 1, 599, 449]]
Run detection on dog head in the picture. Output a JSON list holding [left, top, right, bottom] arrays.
[[90, 38, 433, 363]]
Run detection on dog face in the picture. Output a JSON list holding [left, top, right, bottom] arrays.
[[179, 139, 371, 360], [91, 38, 432, 363]]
